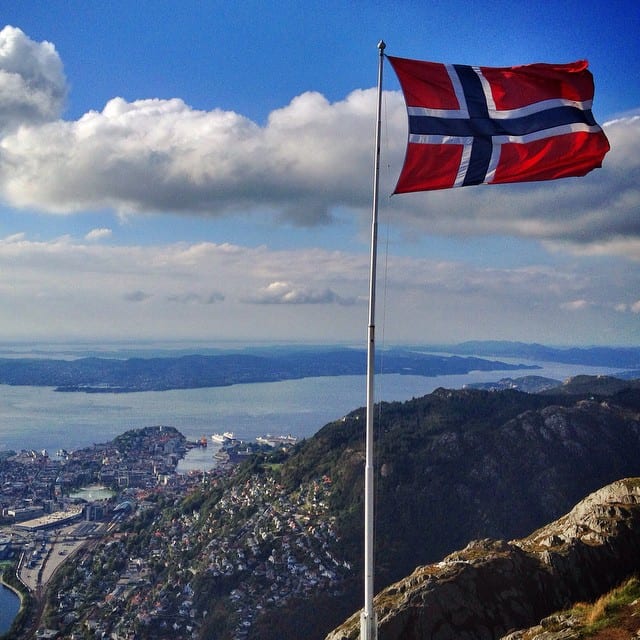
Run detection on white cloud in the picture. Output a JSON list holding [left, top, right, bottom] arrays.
[[1, 231, 26, 243], [560, 299, 590, 311], [0, 234, 637, 343], [614, 300, 640, 315], [543, 236, 640, 262], [246, 281, 356, 305], [0, 87, 404, 224], [0, 28, 638, 262], [0, 26, 66, 133], [85, 227, 112, 241]]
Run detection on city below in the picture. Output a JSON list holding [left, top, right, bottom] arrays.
[[0, 426, 316, 639]]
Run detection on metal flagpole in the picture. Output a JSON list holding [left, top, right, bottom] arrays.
[[361, 39, 385, 640]]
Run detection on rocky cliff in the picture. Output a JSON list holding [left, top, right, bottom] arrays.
[[326, 478, 640, 640]]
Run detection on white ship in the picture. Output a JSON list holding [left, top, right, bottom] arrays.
[[211, 431, 235, 444], [256, 434, 298, 448]]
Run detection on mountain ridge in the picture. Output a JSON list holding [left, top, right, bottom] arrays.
[[250, 376, 640, 639], [325, 478, 640, 640]]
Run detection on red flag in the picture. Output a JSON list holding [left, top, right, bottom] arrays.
[[387, 56, 610, 193]]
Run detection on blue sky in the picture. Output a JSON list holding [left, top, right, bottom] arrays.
[[0, 1, 638, 345]]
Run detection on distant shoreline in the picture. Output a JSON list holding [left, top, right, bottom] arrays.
[[0, 347, 540, 394]]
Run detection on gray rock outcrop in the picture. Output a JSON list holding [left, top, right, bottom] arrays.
[[325, 478, 640, 640]]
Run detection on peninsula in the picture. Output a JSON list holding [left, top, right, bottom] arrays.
[[0, 346, 535, 393]]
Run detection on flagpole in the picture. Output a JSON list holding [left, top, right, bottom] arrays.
[[361, 38, 385, 640]]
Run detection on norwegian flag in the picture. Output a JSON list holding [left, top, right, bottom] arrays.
[[387, 56, 610, 193]]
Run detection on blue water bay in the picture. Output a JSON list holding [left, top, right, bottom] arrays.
[[0, 584, 20, 635], [0, 358, 617, 454]]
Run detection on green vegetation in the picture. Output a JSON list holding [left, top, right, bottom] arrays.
[[527, 576, 640, 639], [572, 576, 640, 636]]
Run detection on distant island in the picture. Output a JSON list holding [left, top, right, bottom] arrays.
[[0, 346, 538, 393], [426, 340, 640, 372], [0, 341, 637, 394]]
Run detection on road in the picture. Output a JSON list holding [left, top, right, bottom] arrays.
[[7, 520, 106, 638], [17, 522, 98, 592]]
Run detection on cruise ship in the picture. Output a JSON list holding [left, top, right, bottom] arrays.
[[211, 431, 235, 444]]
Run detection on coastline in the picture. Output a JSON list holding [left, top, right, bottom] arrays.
[[0, 360, 623, 456], [0, 570, 24, 635], [0, 571, 24, 600]]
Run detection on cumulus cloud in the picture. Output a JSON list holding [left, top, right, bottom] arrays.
[[0, 26, 66, 133], [85, 227, 112, 241], [246, 281, 356, 305], [0, 28, 638, 261], [0, 88, 402, 223]]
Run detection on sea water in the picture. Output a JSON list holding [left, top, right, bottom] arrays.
[[0, 584, 20, 636], [0, 359, 620, 454]]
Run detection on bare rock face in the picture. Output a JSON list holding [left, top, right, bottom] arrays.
[[325, 478, 640, 640]]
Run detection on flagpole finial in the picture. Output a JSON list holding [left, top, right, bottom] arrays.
[[378, 40, 386, 52]]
